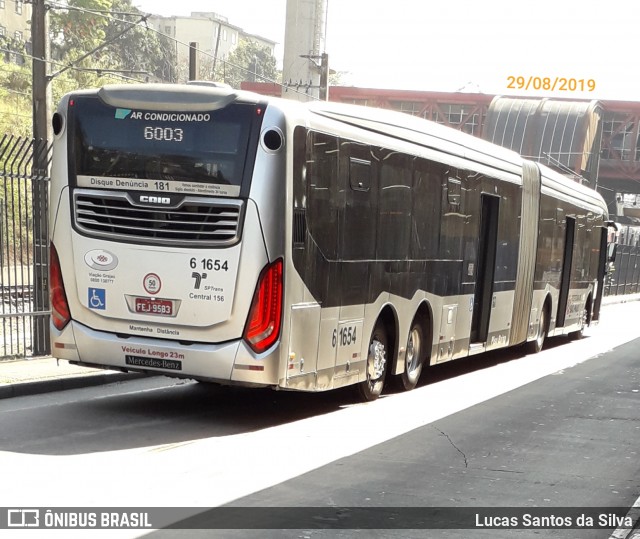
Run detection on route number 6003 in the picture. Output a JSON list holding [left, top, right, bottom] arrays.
[[144, 126, 184, 142]]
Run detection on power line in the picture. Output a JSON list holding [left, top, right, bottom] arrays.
[[46, 1, 146, 18], [0, 111, 33, 118], [44, 0, 313, 99], [49, 1, 264, 78], [46, 5, 148, 80], [0, 86, 32, 97], [0, 45, 145, 82], [142, 21, 314, 98], [14, 1, 316, 101]]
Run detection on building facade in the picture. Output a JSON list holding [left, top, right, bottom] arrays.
[[148, 11, 276, 79], [243, 82, 640, 222], [0, 0, 32, 64]]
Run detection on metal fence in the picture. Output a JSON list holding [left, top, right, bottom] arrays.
[[606, 243, 640, 296], [1, 135, 51, 359]]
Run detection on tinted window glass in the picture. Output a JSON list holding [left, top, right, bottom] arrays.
[[70, 96, 256, 188], [378, 150, 411, 259], [306, 131, 339, 259]]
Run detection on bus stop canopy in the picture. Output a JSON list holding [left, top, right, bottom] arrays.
[[483, 97, 602, 186]]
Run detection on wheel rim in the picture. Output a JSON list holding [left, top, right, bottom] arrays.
[[368, 339, 386, 381], [406, 327, 421, 375], [537, 309, 546, 348]]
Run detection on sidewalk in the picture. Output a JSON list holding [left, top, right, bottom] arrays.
[[1, 293, 639, 400], [0, 357, 150, 399]]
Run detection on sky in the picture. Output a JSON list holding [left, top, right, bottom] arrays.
[[133, 0, 639, 101]]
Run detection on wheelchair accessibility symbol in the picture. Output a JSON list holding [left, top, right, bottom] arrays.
[[88, 288, 106, 310]]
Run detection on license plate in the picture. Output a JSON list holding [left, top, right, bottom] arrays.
[[135, 297, 174, 316]]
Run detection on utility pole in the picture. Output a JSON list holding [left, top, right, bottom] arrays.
[[319, 52, 329, 101], [31, 0, 51, 356], [32, 0, 50, 146], [212, 22, 222, 78], [189, 42, 198, 81], [282, 0, 328, 101]]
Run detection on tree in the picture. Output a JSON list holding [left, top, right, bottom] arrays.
[[217, 39, 279, 89], [50, 0, 112, 60], [0, 60, 32, 137], [0, 33, 32, 136], [102, 0, 176, 82], [49, 0, 176, 88]]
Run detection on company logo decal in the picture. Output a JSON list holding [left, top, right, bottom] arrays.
[[84, 250, 119, 271], [139, 195, 171, 205], [114, 108, 132, 120]]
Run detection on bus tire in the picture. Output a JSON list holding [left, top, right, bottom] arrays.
[[569, 299, 590, 341], [527, 303, 549, 354], [357, 321, 388, 401], [401, 320, 426, 391]]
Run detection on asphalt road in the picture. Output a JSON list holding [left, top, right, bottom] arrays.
[[200, 336, 640, 539], [0, 302, 639, 539]]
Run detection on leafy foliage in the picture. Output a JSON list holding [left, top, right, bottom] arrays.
[[1, 1, 277, 137], [102, 0, 177, 81], [0, 64, 32, 138], [182, 38, 280, 88], [0, 33, 32, 136], [216, 39, 279, 89], [50, 0, 176, 89], [50, 0, 113, 58]]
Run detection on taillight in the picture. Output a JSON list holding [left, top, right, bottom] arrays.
[[243, 259, 283, 354], [50, 243, 71, 330]]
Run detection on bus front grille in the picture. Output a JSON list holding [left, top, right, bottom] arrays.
[[72, 189, 243, 247]]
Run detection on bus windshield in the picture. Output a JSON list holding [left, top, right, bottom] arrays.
[[69, 96, 258, 196]]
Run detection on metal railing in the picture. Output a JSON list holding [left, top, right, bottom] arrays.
[[1, 135, 51, 359], [606, 243, 640, 296]]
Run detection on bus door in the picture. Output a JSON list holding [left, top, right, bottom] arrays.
[[470, 193, 500, 343], [334, 144, 375, 373], [593, 222, 617, 322], [556, 216, 576, 327]]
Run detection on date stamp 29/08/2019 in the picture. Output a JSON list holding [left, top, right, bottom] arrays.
[[506, 76, 596, 92]]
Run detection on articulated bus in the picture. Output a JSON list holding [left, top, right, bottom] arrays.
[[49, 83, 610, 400]]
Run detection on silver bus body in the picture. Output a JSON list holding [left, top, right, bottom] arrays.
[[49, 83, 609, 396]]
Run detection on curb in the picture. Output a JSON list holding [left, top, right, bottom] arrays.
[[0, 295, 637, 401], [0, 371, 151, 400], [602, 293, 640, 306]]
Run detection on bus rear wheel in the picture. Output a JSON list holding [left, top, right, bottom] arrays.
[[569, 302, 590, 340], [401, 321, 426, 391], [357, 321, 388, 401], [527, 305, 548, 354]]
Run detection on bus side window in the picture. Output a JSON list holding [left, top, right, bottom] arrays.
[[411, 159, 442, 260], [349, 157, 371, 192], [378, 150, 411, 260], [493, 181, 520, 284], [340, 141, 376, 261], [440, 169, 465, 261], [447, 177, 462, 206], [306, 131, 339, 260]]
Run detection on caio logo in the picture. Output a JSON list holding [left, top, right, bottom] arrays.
[[140, 195, 171, 205]]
